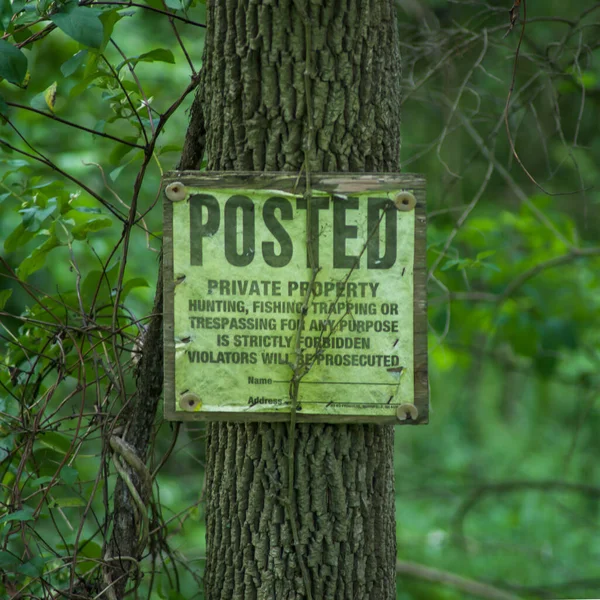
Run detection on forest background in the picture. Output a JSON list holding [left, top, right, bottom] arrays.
[[1, 0, 600, 598]]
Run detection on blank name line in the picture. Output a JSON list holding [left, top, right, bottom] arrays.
[[272, 380, 396, 386]]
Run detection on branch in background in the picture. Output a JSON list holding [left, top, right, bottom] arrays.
[[451, 480, 600, 542], [110, 38, 156, 135], [0, 137, 128, 224], [5, 102, 145, 149], [497, 247, 600, 301], [440, 342, 597, 389], [89, 0, 206, 27], [430, 247, 600, 306], [160, 0, 197, 74], [100, 54, 150, 145], [503, 577, 600, 599], [396, 560, 522, 600]]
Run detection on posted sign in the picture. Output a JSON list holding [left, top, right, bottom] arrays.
[[163, 173, 427, 424]]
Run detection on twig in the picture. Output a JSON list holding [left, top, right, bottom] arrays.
[[89, 0, 206, 27], [427, 154, 495, 280], [5, 102, 145, 149]]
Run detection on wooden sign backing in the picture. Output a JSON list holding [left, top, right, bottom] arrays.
[[163, 172, 427, 424]]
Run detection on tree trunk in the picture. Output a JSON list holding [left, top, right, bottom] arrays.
[[180, 1, 402, 598]]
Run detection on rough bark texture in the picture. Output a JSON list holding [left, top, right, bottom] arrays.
[[205, 423, 396, 599], [188, 0, 401, 172], [104, 261, 164, 599], [185, 1, 403, 598]]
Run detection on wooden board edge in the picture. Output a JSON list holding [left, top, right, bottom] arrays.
[[162, 410, 423, 425], [162, 171, 427, 194], [162, 191, 176, 422], [413, 187, 429, 424]]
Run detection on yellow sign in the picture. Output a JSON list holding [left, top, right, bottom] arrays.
[[163, 173, 427, 424]]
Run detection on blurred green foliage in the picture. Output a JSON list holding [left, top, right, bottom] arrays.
[[1, 0, 600, 598]]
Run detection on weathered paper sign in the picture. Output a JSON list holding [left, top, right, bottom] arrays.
[[163, 173, 427, 424]]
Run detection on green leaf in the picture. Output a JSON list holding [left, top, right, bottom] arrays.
[[0, 289, 12, 310], [4, 223, 36, 252], [0, 39, 28, 85], [109, 163, 129, 182], [51, 496, 86, 508], [143, 0, 166, 10], [480, 262, 501, 272], [50, 4, 104, 49], [77, 539, 102, 559], [121, 277, 149, 300], [109, 149, 144, 181], [12, 27, 33, 44], [62, 210, 112, 240], [99, 8, 122, 50], [0, 94, 9, 118], [60, 465, 79, 485], [158, 144, 182, 154], [29, 475, 54, 487], [81, 269, 109, 305], [0, 551, 19, 568], [69, 71, 103, 98], [16, 234, 61, 279], [0, 0, 12, 30], [476, 250, 496, 261], [137, 48, 175, 64], [441, 258, 472, 271], [19, 197, 57, 231], [39, 431, 71, 454], [16, 556, 45, 577], [30, 82, 58, 113], [117, 48, 174, 72], [61, 50, 87, 77], [0, 506, 35, 524], [108, 139, 137, 165]]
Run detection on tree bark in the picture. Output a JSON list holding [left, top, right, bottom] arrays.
[[181, 1, 402, 598]]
